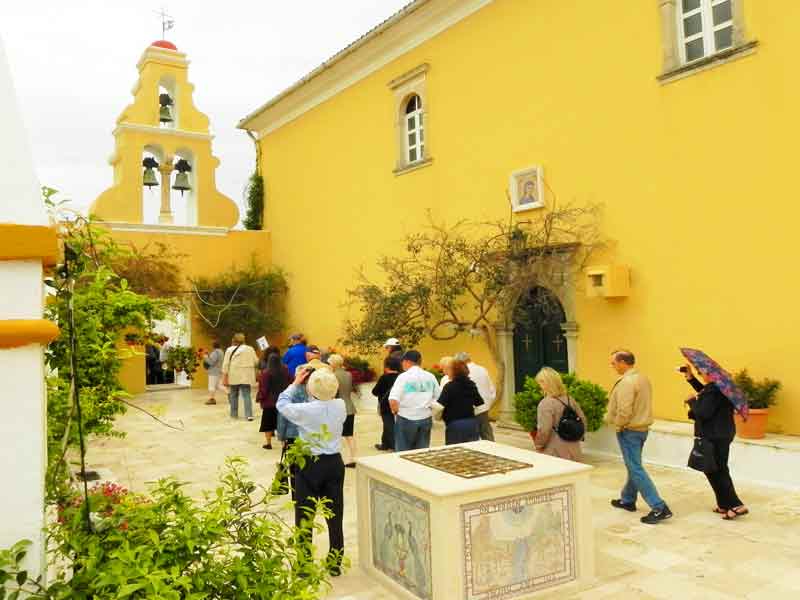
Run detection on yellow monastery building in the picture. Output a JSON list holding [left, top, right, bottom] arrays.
[[238, 0, 799, 434], [91, 40, 271, 394]]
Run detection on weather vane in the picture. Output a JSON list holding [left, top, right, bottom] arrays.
[[155, 7, 175, 39]]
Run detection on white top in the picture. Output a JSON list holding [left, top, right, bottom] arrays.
[[388, 365, 441, 421], [439, 361, 496, 415], [276, 385, 347, 455], [357, 440, 592, 497], [466, 362, 496, 415]]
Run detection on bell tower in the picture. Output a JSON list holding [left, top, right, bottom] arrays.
[[90, 40, 239, 228]]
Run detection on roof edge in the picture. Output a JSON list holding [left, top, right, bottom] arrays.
[[238, 0, 430, 132]]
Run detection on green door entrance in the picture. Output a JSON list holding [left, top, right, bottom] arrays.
[[513, 287, 568, 392]]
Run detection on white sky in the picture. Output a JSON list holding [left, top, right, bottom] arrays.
[[1, 1, 411, 222]]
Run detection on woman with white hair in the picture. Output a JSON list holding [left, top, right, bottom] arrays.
[[277, 365, 347, 576], [533, 367, 587, 462]]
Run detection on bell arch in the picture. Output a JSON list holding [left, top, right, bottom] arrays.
[[141, 145, 164, 224]]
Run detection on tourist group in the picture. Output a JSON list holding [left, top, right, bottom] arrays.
[[196, 334, 749, 573]]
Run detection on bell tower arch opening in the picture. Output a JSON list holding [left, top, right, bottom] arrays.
[[141, 145, 164, 224]]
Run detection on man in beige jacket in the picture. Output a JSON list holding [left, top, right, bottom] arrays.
[[222, 333, 259, 421], [606, 350, 672, 525]]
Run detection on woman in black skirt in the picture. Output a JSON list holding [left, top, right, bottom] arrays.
[[257, 353, 289, 449]]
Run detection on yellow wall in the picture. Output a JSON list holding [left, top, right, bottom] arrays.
[[256, 0, 800, 434]]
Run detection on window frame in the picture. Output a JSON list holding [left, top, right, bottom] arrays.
[[388, 63, 432, 176], [676, 0, 734, 65], [657, 0, 756, 83], [404, 95, 425, 165]]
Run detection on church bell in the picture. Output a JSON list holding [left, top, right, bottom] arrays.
[[142, 157, 159, 188], [172, 159, 192, 195], [159, 93, 174, 124]]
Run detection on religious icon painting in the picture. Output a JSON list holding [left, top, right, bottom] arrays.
[[461, 485, 577, 600], [370, 479, 433, 600], [510, 165, 545, 212]]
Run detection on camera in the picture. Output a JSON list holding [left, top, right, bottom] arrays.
[[677, 366, 688, 373]]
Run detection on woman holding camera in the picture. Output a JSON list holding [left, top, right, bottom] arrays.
[[277, 365, 347, 575], [681, 364, 748, 520]]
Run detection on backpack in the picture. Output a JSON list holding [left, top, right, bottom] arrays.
[[555, 397, 585, 442]]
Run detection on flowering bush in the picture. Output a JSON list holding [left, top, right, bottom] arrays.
[[2, 458, 341, 599], [344, 355, 376, 384], [164, 345, 201, 380]]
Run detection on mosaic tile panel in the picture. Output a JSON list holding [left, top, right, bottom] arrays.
[[461, 485, 576, 600], [401, 446, 532, 479], [370, 478, 432, 600]]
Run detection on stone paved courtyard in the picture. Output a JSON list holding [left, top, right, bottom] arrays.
[[90, 388, 800, 599]]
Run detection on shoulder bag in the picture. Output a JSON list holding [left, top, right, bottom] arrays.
[[688, 437, 718, 473]]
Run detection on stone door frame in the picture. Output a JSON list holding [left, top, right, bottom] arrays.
[[496, 281, 578, 429]]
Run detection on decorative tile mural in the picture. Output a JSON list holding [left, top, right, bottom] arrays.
[[370, 479, 432, 600], [461, 485, 576, 600]]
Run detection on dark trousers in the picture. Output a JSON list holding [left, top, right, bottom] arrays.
[[445, 418, 480, 445], [380, 412, 395, 449], [706, 438, 743, 510], [294, 453, 345, 563]]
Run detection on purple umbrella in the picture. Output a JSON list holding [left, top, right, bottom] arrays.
[[680, 348, 749, 420]]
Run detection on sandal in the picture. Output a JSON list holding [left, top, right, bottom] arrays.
[[722, 507, 749, 520], [713, 507, 726, 514]]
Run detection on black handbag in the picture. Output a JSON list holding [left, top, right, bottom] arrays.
[[688, 437, 718, 473], [271, 445, 290, 495]]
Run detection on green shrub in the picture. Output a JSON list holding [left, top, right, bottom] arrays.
[[733, 369, 781, 409], [165, 345, 201, 380], [1, 457, 341, 599], [514, 373, 608, 432]]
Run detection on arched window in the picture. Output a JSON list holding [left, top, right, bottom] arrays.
[[405, 95, 424, 164]]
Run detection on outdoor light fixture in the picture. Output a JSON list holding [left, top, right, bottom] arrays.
[[159, 93, 174, 123], [172, 159, 192, 195], [142, 156, 159, 188]]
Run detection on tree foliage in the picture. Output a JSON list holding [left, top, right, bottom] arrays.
[[191, 259, 288, 347], [43, 189, 173, 498], [341, 201, 603, 395], [243, 173, 265, 230], [114, 241, 186, 301]]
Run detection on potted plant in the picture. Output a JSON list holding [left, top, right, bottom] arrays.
[[514, 373, 608, 441], [733, 369, 781, 439], [425, 364, 445, 380], [165, 346, 201, 380]]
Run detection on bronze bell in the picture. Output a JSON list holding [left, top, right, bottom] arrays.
[[159, 93, 174, 124], [142, 156, 160, 188], [143, 168, 159, 188], [172, 172, 191, 195]]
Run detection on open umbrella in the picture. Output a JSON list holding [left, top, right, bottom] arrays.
[[680, 347, 749, 420]]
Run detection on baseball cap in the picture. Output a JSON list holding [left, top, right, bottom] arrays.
[[402, 350, 421, 364], [384, 337, 400, 347]]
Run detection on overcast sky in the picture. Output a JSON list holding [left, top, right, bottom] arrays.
[[1, 1, 410, 222]]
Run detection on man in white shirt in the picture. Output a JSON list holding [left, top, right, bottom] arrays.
[[388, 350, 440, 451], [454, 352, 496, 441]]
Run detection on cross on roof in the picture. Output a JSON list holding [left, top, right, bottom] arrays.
[[155, 7, 175, 40]]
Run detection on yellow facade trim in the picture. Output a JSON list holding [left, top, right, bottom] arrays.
[[0, 224, 59, 266], [0, 319, 60, 349]]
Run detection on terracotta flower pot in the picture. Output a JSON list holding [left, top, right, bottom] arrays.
[[735, 408, 769, 440]]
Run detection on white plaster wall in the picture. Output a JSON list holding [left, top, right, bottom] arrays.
[[583, 422, 800, 491], [0, 37, 45, 226], [0, 345, 46, 565], [0, 260, 43, 318]]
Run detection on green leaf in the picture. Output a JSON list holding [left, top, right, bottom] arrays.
[[15, 571, 27, 586]]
